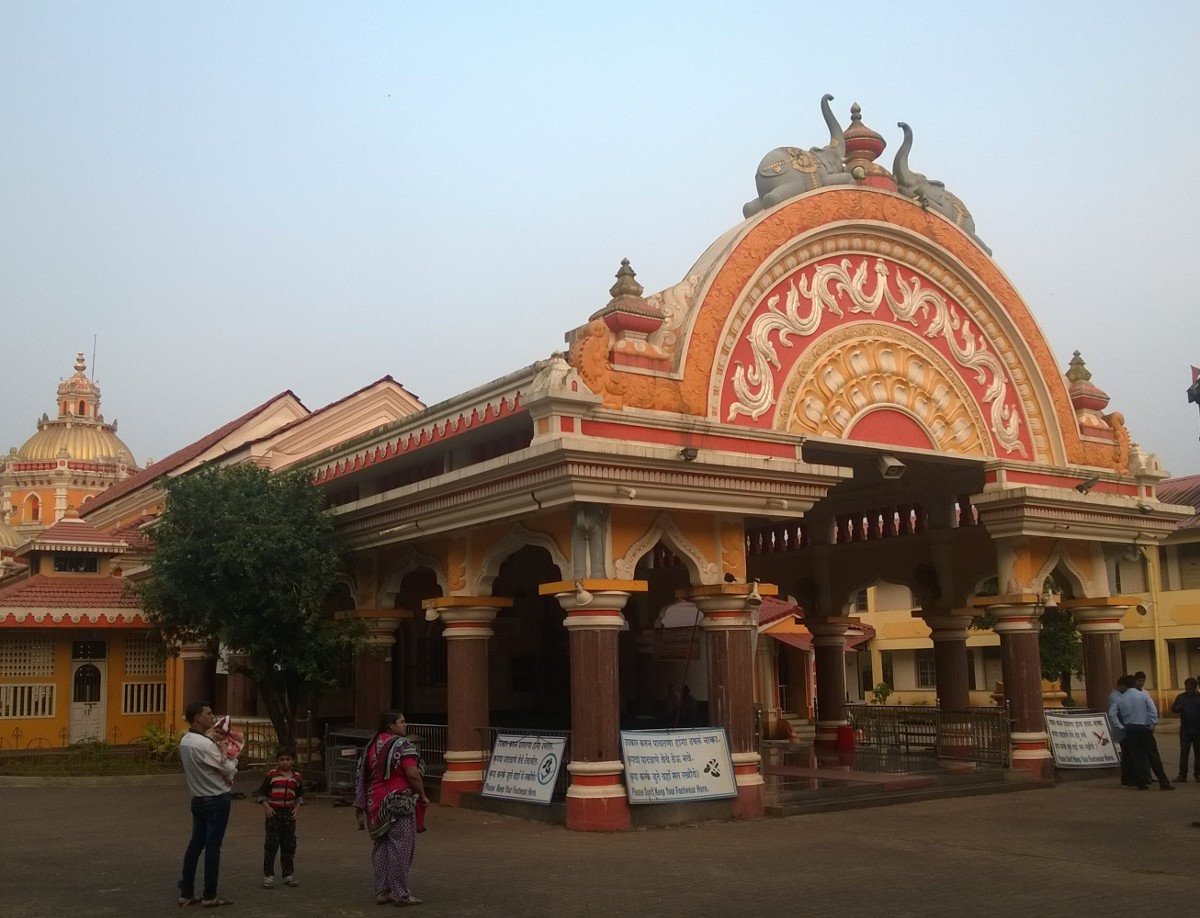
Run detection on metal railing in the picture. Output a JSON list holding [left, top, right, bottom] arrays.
[[846, 704, 1011, 766], [479, 727, 572, 801], [0, 742, 181, 776], [406, 722, 447, 774]]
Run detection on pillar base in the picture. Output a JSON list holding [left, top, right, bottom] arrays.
[[1010, 731, 1053, 778], [440, 750, 486, 807], [732, 752, 765, 819], [565, 760, 631, 831], [814, 719, 846, 749]]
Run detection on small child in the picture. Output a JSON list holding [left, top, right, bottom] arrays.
[[255, 747, 304, 889], [211, 714, 245, 762]]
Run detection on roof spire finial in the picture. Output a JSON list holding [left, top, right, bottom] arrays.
[[74, 351, 86, 374], [609, 258, 644, 300], [1066, 350, 1092, 384]]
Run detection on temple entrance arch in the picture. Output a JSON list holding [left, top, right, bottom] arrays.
[[489, 544, 567, 727]]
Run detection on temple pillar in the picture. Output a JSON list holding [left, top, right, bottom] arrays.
[[807, 617, 854, 748], [919, 611, 973, 712], [541, 579, 646, 832], [423, 597, 510, 807], [179, 642, 216, 712], [224, 652, 257, 717], [353, 613, 401, 730], [1062, 598, 1128, 714], [691, 583, 778, 820], [974, 597, 1052, 777]]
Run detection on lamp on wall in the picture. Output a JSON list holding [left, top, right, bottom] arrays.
[[1074, 476, 1100, 494], [679, 447, 699, 462], [574, 580, 594, 606]]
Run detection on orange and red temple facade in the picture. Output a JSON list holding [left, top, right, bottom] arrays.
[[2, 101, 1193, 829]]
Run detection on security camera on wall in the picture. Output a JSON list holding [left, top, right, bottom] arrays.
[[876, 454, 906, 480]]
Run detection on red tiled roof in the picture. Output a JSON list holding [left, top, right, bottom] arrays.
[[1160, 474, 1200, 531], [759, 596, 802, 626], [0, 574, 141, 609], [107, 518, 155, 552], [20, 514, 126, 554], [81, 391, 302, 515]]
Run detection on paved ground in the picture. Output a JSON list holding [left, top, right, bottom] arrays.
[[3, 742, 1198, 917]]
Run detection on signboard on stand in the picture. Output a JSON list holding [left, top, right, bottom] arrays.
[[481, 734, 566, 805], [1044, 710, 1120, 767], [619, 727, 737, 804]]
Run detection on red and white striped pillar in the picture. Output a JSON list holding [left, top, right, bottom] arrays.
[[691, 582, 778, 820], [973, 597, 1052, 777], [423, 597, 511, 807], [540, 579, 647, 832], [1062, 598, 1128, 714]]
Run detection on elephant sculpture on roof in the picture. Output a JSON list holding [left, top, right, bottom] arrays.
[[742, 94, 856, 219], [893, 121, 992, 255]]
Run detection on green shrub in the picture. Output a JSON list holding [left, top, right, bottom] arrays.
[[138, 724, 181, 761]]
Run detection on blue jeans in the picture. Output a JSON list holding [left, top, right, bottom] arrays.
[[178, 793, 232, 900]]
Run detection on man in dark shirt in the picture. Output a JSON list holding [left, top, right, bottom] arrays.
[[1171, 677, 1200, 782]]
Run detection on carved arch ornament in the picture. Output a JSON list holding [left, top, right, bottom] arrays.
[[469, 523, 571, 596], [776, 323, 991, 455], [720, 252, 1029, 457], [378, 548, 451, 605], [613, 512, 721, 585]]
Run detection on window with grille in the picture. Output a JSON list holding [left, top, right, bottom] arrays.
[[0, 636, 54, 677], [124, 635, 166, 676], [123, 681, 167, 714], [915, 648, 937, 688], [0, 684, 56, 718]]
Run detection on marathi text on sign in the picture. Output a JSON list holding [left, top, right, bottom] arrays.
[[619, 727, 737, 804]]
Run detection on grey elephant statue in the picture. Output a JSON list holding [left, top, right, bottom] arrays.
[[893, 121, 992, 255], [743, 94, 856, 219]]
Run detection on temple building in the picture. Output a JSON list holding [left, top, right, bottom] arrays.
[[2, 98, 1196, 832], [265, 99, 1189, 829]]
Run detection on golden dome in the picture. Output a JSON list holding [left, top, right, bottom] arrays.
[[17, 420, 136, 464], [14, 353, 137, 465]]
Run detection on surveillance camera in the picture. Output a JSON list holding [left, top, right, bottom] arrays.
[[1136, 501, 1153, 515], [876, 454, 906, 479]]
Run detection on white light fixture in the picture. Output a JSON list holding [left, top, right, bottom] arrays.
[[876, 454, 905, 479]]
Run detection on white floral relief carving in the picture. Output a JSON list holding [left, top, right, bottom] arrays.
[[613, 512, 721, 585], [727, 257, 1025, 455]]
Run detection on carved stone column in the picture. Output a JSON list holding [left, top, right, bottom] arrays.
[[691, 583, 778, 820], [973, 597, 1052, 777], [224, 652, 257, 717], [1063, 598, 1128, 714], [918, 610, 974, 712], [807, 617, 855, 748], [179, 642, 216, 712], [353, 612, 402, 730], [540, 579, 646, 832], [423, 597, 510, 807]]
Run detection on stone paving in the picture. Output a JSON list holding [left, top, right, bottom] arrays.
[[3, 742, 1198, 917]]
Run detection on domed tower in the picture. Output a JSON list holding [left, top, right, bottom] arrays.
[[1, 353, 138, 536]]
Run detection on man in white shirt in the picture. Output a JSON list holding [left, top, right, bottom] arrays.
[[177, 700, 238, 907]]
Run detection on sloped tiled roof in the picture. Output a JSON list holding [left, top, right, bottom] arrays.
[[1160, 474, 1200, 532], [0, 574, 141, 609], [81, 391, 302, 515], [107, 517, 155, 552], [17, 512, 127, 556]]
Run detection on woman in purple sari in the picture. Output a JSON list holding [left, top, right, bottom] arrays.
[[354, 711, 428, 907]]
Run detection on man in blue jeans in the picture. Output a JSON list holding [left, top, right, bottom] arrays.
[[177, 700, 238, 907]]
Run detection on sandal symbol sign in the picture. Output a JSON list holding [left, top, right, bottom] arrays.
[[537, 753, 559, 785], [703, 759, 722, 778]]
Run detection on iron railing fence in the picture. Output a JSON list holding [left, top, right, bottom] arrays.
[[479, 727, 572, 801], [845, 704, 1011, 766], [405, 722, 447, 775]]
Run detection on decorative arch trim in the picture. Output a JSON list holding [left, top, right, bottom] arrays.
[[612, 512, 721, 585], [378, 548, 450, 604], [470, 523, 569, 596]]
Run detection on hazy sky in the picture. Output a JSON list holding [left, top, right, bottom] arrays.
[[3, 2, 1198, 476]]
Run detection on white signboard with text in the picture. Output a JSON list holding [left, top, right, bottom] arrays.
[[1044, 710, 1120, 767], [481, 734, 566, 805], [620, 727, 737, 804]]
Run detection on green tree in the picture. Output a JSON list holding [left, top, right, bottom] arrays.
[[138, 464, 362, 748]]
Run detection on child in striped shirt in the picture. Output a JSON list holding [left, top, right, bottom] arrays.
[[255, 747, 304, 889]]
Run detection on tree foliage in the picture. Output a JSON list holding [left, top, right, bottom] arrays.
[[139, 464, 361, 747]]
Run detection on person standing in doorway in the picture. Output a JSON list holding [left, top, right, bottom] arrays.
[[1171, 677, 1200, 782], [1110, 676, 1175, 791], [177, 700, 238, 907]]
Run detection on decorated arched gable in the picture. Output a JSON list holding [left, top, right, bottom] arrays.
[[692, 188, 1072, 465]]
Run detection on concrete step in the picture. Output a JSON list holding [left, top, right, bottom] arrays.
[[765, 775, 1054, 818]]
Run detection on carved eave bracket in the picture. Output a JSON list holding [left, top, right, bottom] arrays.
[[971, 485, 1192, 544]]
